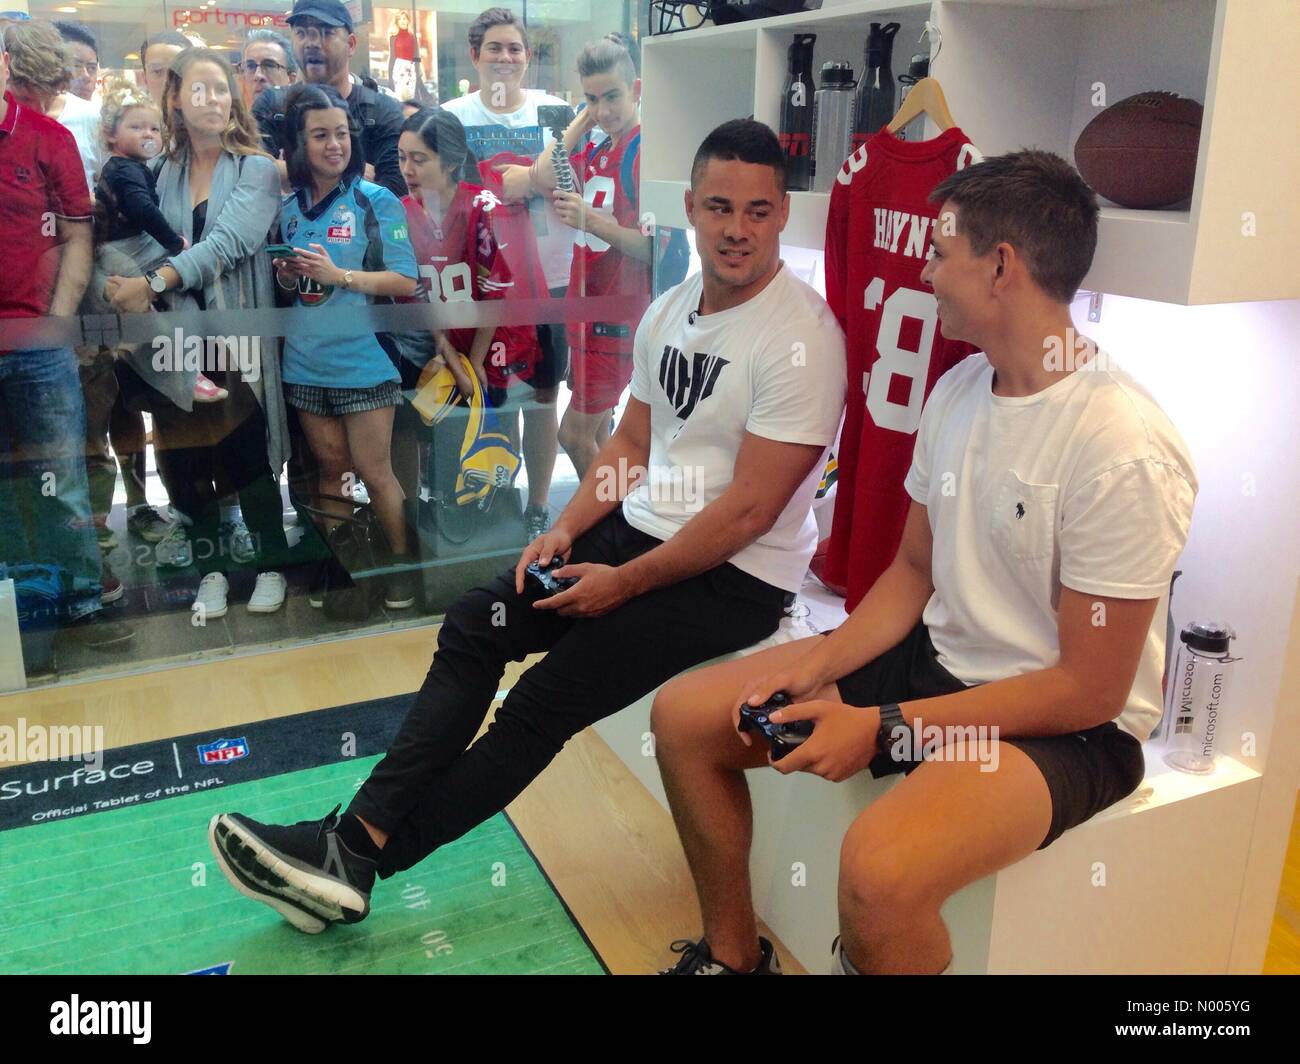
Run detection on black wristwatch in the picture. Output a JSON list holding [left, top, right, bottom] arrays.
[[145, 269, 168, 295], [868, 702, 913, 778]]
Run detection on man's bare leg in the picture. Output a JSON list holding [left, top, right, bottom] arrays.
[[837, 742, 1052, 974], [652, 636, 833, 971]]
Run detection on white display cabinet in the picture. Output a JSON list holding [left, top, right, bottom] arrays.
[[640, 0, 1300, 304], [609, 0, 1300, 973]]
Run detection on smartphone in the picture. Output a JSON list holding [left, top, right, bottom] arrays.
[[265, 244, 298, 257]]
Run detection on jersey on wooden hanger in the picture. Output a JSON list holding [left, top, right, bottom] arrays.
[[822, 125, 983, 610]]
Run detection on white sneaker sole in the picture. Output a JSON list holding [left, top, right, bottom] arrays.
[[246, 599, 285, 614], [208, 815, 327, 934], [195, 603, 228, 618], [209, 813, 369, 925]]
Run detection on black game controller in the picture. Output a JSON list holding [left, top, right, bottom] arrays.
[[526, 556, 578, 596], [737, 692, 814, 761]]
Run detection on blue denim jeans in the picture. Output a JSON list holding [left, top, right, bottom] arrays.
[[0, 347, 102, 621]]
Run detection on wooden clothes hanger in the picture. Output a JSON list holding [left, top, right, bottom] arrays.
[[886, 77, 957, 134], [885, 22, 957, 135]]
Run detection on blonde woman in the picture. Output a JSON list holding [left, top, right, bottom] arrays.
[[105, 48, 293, 619]]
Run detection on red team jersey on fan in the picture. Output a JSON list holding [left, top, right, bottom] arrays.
[[568, 126, 651, 356], [477, 151, 550, 300], [402, 181, 540, 388], [823, 126, 983, 610]]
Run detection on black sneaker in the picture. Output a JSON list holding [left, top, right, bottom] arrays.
[[384, 567, 416, 610], [208, 804, 376, 931], [207, 818, 331, 935], [308, 562, 327, 609], [658, 936, 782, 975]]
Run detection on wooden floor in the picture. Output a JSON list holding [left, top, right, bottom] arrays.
[[7, 624, 1298, 975]]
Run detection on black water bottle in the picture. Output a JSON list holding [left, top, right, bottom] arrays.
[[779, 34, 817, 191], [852, 21, 900, 152]]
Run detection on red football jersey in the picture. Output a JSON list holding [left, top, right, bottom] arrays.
[[823, 126, 983, 610], [567, 126, 651, 356], [476, 151, 549, 300], [402, 182, 540, 387]]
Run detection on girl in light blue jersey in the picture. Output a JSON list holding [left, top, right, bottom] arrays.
[[274, 82, 420, 609]]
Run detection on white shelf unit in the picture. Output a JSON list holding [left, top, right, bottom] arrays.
[[641, 0, 1300, 304]]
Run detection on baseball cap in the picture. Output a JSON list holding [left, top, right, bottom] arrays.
[[286, 0, 354, 32]]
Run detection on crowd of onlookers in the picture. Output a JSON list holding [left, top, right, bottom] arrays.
[[0, 3, 650, 662]]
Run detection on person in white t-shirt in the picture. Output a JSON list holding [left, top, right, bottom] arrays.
[[205, 119, 848, 936], [653, 149, 1198, 976], [442, 6, 581, 542]]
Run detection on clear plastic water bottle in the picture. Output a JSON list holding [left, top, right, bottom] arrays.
[[811, 61, 856, 194], [1163, 622, 1238, 774]]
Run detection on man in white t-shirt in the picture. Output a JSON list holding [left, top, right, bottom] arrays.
[[206, 119, 847, 935], [653, 149, 1198, 976], [442, 6, 582, 542]]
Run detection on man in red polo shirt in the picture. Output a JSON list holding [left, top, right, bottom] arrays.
[[0, 35, 131, 652]]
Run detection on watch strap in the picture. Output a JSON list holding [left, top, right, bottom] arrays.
[[868, 702, 912, 778]]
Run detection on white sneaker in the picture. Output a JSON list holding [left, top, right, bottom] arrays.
[[193, 572, 229, 620], [247, 571, 287, 613]]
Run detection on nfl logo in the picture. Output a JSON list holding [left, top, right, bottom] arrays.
[[197, 737, 250, 764]]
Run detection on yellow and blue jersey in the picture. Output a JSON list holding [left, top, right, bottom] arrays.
[[279, 175, 418, 389]]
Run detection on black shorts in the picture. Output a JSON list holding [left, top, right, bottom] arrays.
[[831, 622, 1145, 850], [530, 285, 570, 392]]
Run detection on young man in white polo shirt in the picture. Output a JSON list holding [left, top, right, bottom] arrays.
[[652, 149, 1197, 975]]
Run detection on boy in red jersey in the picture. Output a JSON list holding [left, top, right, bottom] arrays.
[[534, 35, 651, 479]]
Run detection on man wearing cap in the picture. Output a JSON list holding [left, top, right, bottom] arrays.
[[251, 0, 405, 197]]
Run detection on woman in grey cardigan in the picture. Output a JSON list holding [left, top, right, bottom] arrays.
[[105, 47, 293, 618]]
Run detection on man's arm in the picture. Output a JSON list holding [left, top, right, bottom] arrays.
[[581, 209, 653, 264], [800, 499, 937, 685], [48, 218, 93, 317], [891, 588, 1158, 738], [551, 395, 652, 542], [616, 430, 826, 597]]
